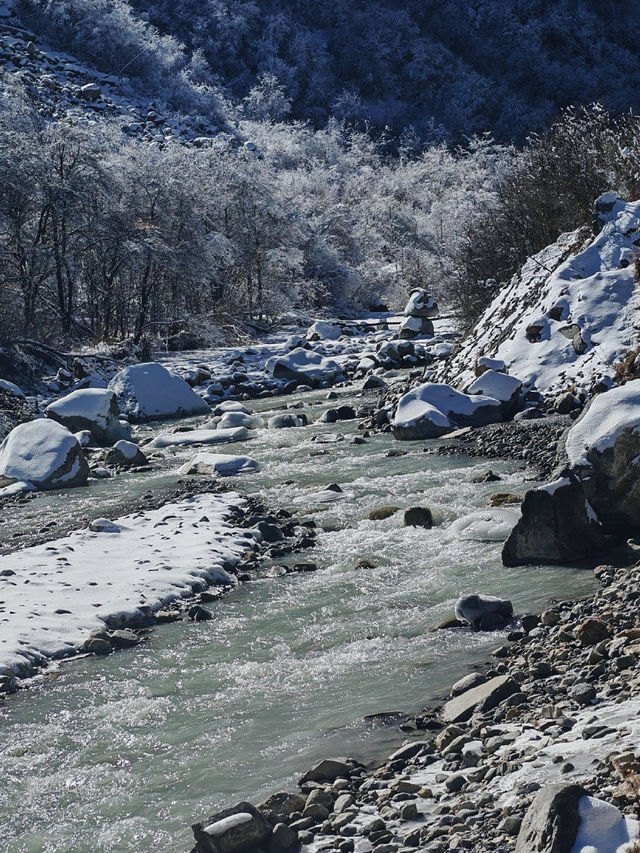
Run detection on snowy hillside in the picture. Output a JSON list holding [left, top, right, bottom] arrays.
[[440, 195, 640, 398]]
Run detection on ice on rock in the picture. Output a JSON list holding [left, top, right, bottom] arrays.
[[449, 508, 521, 542]]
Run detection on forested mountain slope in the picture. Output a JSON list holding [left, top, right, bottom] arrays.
[[14, 0, 640, 142]]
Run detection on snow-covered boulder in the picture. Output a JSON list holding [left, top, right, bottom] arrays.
[[466, 370, 522, 418], [179, 453, 259, 477], [268, 413, 306, 429], [108, 362, 210, 421], [474, 357, 505, 377], [0, 419, 89, 491], [216, 411, 263, 430], [502, 474, 603, 566], [105, 440, 147, 468], [403, 289, 439, 318], [0, 379, 25, 397], [306, 320, 342, 341], [267, 349, 343, 387], [398, 315, 434, 339], [392, 383, 502, 440], [564, 380, 640, 529], [148, 427, 250, 448], [439, 197, 640, 396], [45, 388, 129, 445]]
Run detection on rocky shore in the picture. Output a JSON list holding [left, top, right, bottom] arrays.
[[193, 557, 640, 853], [432, 414, 573, 480]]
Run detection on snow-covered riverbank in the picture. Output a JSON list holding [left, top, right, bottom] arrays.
[[0, 492, 251, 677]]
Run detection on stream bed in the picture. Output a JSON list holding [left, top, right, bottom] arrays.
[[0, 385, 598, 853]]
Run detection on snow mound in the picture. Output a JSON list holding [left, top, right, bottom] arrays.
[[0, 419, 89, 491], [571, 795, 639, 853], [392, 382, 502, 440], [148, 427, 251, 448], [440, 197, 640, 396], [108, 362, 210, 421], [566, 380, 640, 466], [179, 453, 260, 476], [45, 388, 128, 444]]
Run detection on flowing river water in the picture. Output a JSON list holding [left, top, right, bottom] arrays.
[[0, 384, 598, 853]]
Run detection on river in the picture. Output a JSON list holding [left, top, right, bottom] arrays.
[[0, 383, 597, 853]]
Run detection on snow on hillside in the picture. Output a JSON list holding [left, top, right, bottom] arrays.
[[440, 197, 640, 397]]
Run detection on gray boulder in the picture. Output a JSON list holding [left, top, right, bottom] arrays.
[[502, 473, 604, 566], [515, 784, 586, 853], [192, 802, 271, 853], [454, 593, 513, 630], [257, 791, 307, 823], [442, 674, 520, 723], [299, 757, 351, 784]]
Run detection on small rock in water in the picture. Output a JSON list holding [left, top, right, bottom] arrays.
[[188, 605, 213, 622], [403, 506, 433, 528], [368, 506, 399, 521], [471, 470, 502, 483]]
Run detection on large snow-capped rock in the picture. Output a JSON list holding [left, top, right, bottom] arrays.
[[108, 362, 210, 421], [563, 380, 640, 529], [45, 388, 129, 445], [266, 348, 343, 387], [392, 383, 502, 440], [0, 419, 89, 491], [440, 196, 640, 396], [466, 370, 522, 418], [306, 320, 342, 341], [403, 289, 439, 318]]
